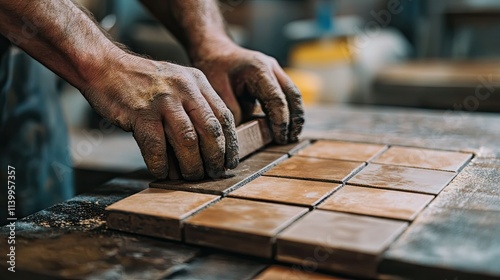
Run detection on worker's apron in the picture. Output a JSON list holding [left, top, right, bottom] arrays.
[[0, 36, 74, 223]]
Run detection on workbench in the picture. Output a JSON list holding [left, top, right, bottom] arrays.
[[2, 105, 500, 279]]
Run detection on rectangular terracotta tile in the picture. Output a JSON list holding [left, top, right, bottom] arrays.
[[105, 189, 219, 241], [348, 163, 456, 195], [296, 140, 387, 162], [318, 185, 434, 221], [276, 210, 408, 278], [237, 118, 273, 159], [184, 198, 308, 258], [264, 156, 365, 183], [373, 146, 473, 172], [264, 140, 311, 156], [253, 265, 342, 280], [150, 152, 287, 195], [166, 118, 272, 179], [229, 176, 341, 207]]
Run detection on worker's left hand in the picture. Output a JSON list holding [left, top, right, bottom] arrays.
[[193, 42, 304, 144]]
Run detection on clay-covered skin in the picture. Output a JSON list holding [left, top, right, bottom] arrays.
[[194, 43, 305, 145], [0, 0, 303, 182], [83, 55, 239, 181], [139, 0, 305, 145]]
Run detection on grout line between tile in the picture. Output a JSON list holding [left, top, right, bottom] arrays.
[[317, 208, 416, 223], [294, 155, 367, 165], [270, 208, 312, 259], [221, 154, 289, 197], [366, 145, 390, 163], [341, 162, 367, 183], [305, 138, 477, 154], [397, 156, 473, 227], [312, 183, 345, 209], [225, 195, 316, 209], [262, 174, 344, 184], [179, 197, 222, 242], [369, 161, 461, 173], [346, 181, 441, 196]]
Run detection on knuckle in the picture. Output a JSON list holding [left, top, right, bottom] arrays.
[[190, 68, 206, 80], [269, 56, 279, 65], [203, 116, 223, 139], [157, 93, 176, 105], [246, 59, 266, 72], [178, 127, 198, 148], [171, 73, 189, 85]]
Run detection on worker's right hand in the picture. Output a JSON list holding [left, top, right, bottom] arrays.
[[81, 54, 239, 180]]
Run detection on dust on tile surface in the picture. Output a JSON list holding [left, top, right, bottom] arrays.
[[264, 156, 365, 183], [106, 188, 219, 219], [373, 146, 472, 172], [277, 210, 408, 257], [229, 176, 341, 207], [184, 198, 308, 258], [317, 185, 434, 221], [348, 163, 456, 195], [106, 140, 474, 278], [105, 188, 219, 240], [276, 210, 408, 277], [296, 140, 387, 162]]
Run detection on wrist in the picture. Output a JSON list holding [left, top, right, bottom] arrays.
[[79, 52, 162, 130], [75, 44, 130, 93], [188, 35, 239, 63]]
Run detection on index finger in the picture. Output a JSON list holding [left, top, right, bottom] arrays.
[[246, 72, 290, 144], [196, 73, 239, 170], [272, 63, 305, 142]]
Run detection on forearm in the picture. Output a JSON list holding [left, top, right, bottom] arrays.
[[140, 0, 235, 61], [0, 0, 124, 92]]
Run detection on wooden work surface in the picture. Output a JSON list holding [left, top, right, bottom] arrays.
[[1, 105, 500, 279]]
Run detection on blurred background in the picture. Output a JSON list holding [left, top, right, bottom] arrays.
[[65, 0, 500, 192]]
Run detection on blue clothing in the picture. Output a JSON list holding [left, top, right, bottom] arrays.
[[0, 41, 74, 223]]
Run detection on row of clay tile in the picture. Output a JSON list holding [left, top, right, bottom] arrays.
[[150, 140, 472, 197], [295, 140, 472, 172], [107, 190, 407, 277], [263, 141, 471, 195]]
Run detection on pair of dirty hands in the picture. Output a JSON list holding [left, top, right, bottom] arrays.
[[85, 43, 304, 180]]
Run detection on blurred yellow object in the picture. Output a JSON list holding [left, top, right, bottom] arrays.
[[290, 37, 352, 67], [284, 68, 322, 105], [288, 37, 355, 104]]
